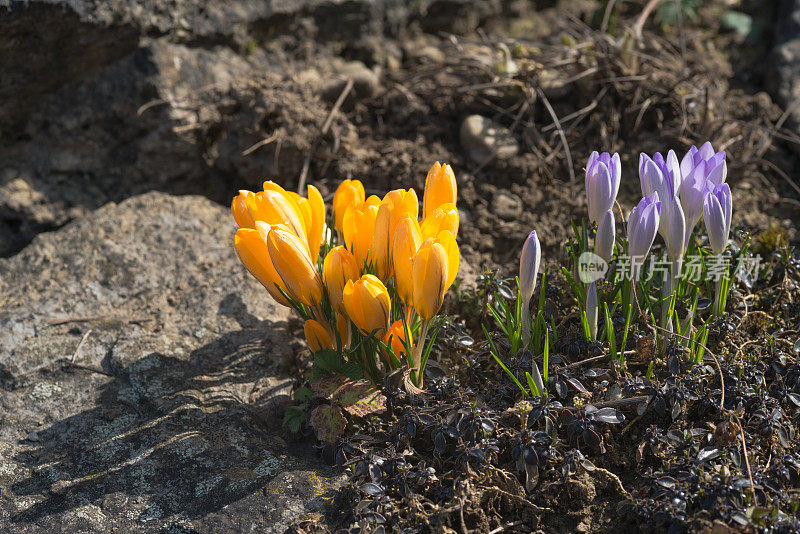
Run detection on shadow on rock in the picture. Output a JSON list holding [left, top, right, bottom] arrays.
[[10, 313, 323, 525]]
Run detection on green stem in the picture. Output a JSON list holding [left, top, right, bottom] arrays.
[[521, 297, 531, 345], [412, 319, 431, 385], [712, 277, 723, 317]]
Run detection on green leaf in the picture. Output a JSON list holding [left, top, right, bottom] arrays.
[[294, 386, 313, 402], [418, 319, 443, 382], [312, 349, 363, 381], [483, 323, 528, 396], [284, 405, 307, 434]]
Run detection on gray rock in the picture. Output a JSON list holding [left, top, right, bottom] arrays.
[[0, 37, 344, 257], [319, 61, 382, 103], [491, 191, 522, 221], [769, 0, 800, 151], [459, 115, 520, 163], [0, 192, 342, 532]]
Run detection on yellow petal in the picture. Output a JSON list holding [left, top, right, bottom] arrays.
[[306, 184, 325, 264], [266, 226, 322, 307], [435, 230, 460, 290], [304, 319, 333, 353], [323, 246, 360, 313], [423, 162, 457, 219], [412, 241, 447, 321], [392, 216, 422, 306], [234, 227, 290, 306]]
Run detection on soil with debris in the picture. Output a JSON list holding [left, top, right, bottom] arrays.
[[2, 0, 800, 532]]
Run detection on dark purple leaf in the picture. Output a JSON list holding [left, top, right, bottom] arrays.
[[697, 447, 720, 463], [592, 407, 625, 424]]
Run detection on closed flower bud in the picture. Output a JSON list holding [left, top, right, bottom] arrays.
[[234, 223, 290, 306], [323, 246, 360, 313], [333, 179, 365, 236], [703, 183, 732, 255], [595, 210, 615, 262], [412, 241, 448, 321], [627, 193, 661, 278], [662, 195, 686, 262], [371, 189, 420, 281], [266, 226, 323, 307], [432, 230, 459, 291], [519, 230, 541, 304], [343, 195, 380, 269], [382, 319, 412, 362], [639, 151, 680, 239], [304, 319, 333, 353], [342, 274, 391, 335], [423, 162, 457, 218], [585, 152, 621, 224], [231, 190, 255, 228], [392, 216, 422, 306], [421, 203, 459, 240]]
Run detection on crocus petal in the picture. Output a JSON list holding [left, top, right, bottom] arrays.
[[698, 141, 715, 160], [703, 190, 727, 254], [588, 162, 613, 223], [680, 146, 698, 180], [519, 230, 541, 303], [595, 209, 615, 262]]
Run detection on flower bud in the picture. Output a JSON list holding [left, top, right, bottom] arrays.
[[661, 195, 686, 263], [370, 189, 418, 281], [433, 230, 459, 291], [342, 274, 391, 336], [627, 193, 661, 278], [304, 319, 333, 353], [412, 241, 448, 321], [585, 152, 620, 224], [266, 226, 323, 307], [519, 230, 541, 304], [421, 202, 459, 240], [382, 319, 412, 363], [595, 210, 615, 263], [703, 183, 732, 255], [333, 179, 365, 236], [323, 246, 360, 314], [231, 190, 255, 228], [423, 162, 457, 218], [392, 216, 422, 306], [234, 224, 290, 306], [342, 195, 380, 269]]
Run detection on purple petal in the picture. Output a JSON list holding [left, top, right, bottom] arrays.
[[699, 141, 715, 160]]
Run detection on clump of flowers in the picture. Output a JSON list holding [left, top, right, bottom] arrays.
[[231, 163, 459, 387]]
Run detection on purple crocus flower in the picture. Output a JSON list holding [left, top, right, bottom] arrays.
[[639, 151, 685, 261], [639, 151, 681, 204], [679, 142, 727, 247], [519, 230, 541, 303], [627, 193, 661, 278], [703, 183, 732, 255], [585, 151, 621, 224], [595, 209, 615, 262], [680, 142, 726, 187]]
